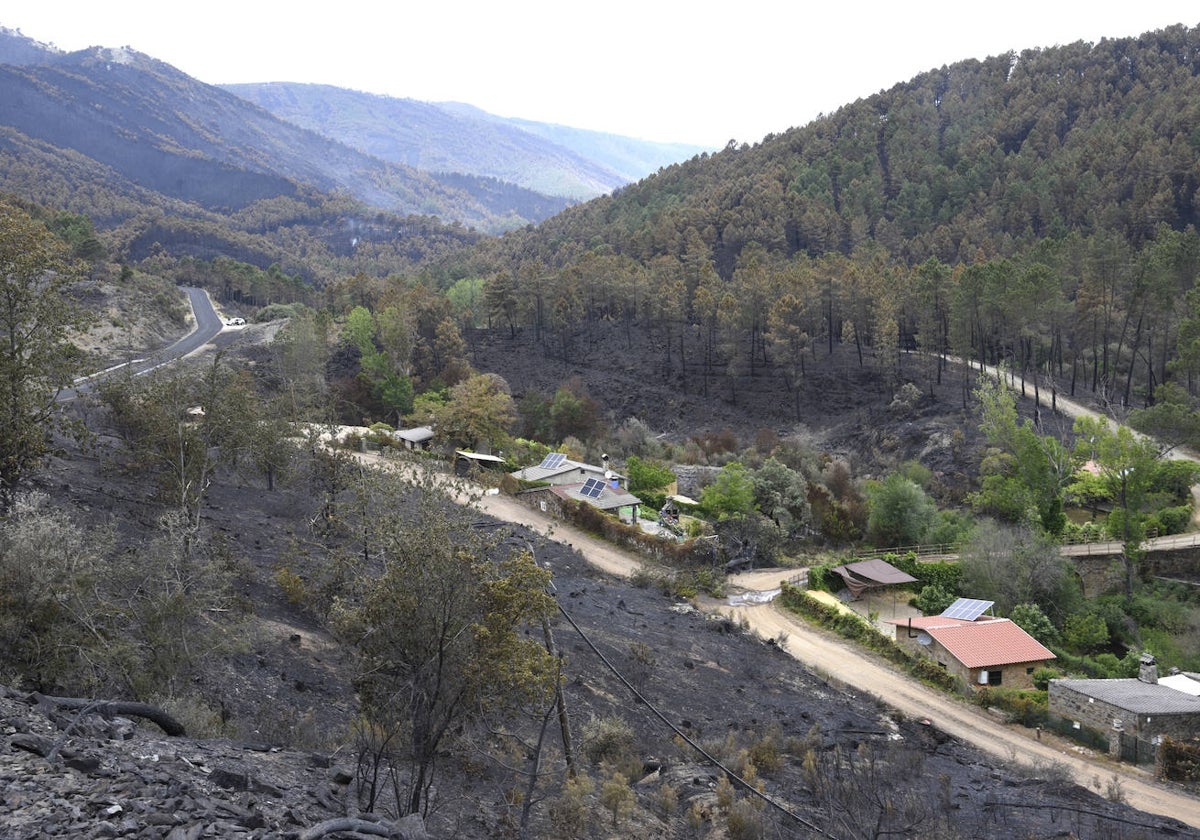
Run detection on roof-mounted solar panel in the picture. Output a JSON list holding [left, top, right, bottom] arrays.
[[580, 478, 605, 498], [941, 598, 995, 621], [539, 453, 567, 470]]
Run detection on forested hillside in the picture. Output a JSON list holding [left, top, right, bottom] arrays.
[[453, 25, 1200, 420]]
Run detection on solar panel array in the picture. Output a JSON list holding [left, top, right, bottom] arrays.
[[538, 453, 567, 470], [941, 598, 994, 621], [579, 478, 606, 499]]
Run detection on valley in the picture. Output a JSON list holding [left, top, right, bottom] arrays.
[[7, 17, 1200, 840]]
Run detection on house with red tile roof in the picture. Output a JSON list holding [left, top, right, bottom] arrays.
[[886, 614, 1056, 690]]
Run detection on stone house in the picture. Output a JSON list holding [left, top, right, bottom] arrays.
[[393, 426, 434, 451], [1049, 654, 1200, 761], [517, 480, 642, 524], [888, 615, 1055, 690], [510, 453, 626, 488]]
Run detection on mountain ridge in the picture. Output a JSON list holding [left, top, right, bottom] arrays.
[[0, 29, 572, 233], [222, 82, 712, 200]]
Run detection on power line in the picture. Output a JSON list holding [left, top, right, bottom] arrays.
[[553, 597, 835, 838]]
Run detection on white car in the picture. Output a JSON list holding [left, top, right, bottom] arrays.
[[226, 317, 246, 326]]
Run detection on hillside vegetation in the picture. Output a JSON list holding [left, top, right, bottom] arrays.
[[6, 19, 1200, 838]]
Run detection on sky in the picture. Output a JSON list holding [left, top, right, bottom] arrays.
[[5, 2, 1200, 148]]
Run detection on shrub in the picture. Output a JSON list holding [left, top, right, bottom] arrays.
[[548, 773, 594, 836], [582, 715, 637, 766], [914, 584, 956, 616], [656, 782, 680, 816], [778, 584, 959, 692], [887, 552, 962, 591], [973, 687, 1048, 727], [1151, 505, 1192, 536], [746, 729, 784, 776], [806, 563, 840, 592], [726, 797, 766, 840], [600, 771, 634, 827], [1031, 667, 1059, 691], [1063, 612, 1109, 653]]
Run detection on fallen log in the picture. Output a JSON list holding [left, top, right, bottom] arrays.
[[299, 817, 396, 840], [30, 693, 186, 737]]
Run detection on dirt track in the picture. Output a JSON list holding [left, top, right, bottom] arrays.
[[344, 443, 1200, 830], [479, 494, 1200, 830]]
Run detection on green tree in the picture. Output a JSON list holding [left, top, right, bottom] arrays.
[[1063, 612, 1110, 654], [0, 201, 91, 506], [485, 270, 520, 337], [958, 520, 1080, 622], [914, 584, 956, 616], [99, 370, 216, 520], [1009, 603, 1060, 646], [1128, 383, 1200, 454], [1073, 415, 1160, 599], [701, 462, 756, 519], [625, 455, 676, 498], [434, 372, 517, 452], [272, 308, 331, 420], [751, 457, 811, 534], [972, 376, 1073, 535], [548, 379, 600, 443], [865, 473, 937, 547], [446, 276, 486, 329], [331, 485, 558, 817]]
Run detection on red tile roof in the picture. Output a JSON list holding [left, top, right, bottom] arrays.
[[924, 618, 1055, 668]]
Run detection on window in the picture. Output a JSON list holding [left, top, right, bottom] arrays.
[[987, 670, 1003, 686], [1026, 667, 1035, 674]]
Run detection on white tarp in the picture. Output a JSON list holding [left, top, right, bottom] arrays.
[[727, 588, 782, 606]]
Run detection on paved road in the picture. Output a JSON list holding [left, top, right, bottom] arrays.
[[61, 286, 224, 400]]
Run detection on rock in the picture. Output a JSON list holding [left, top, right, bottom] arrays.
[[209, 767, 250, 790], [164, 826, 204, 840], [9, 733, 53, 757], [64, 755, 101, 774]]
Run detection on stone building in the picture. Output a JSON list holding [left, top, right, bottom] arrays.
[[888, 614, 1055, 690], [1048, 654, 1200, 761]]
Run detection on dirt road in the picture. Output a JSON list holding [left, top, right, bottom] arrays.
[[345, 444, 1200, 829], [482, 496, 1200, 830], [710, 595, 1200, 830]]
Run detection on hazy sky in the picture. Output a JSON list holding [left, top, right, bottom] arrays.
[[6, 2, 1200, 147]]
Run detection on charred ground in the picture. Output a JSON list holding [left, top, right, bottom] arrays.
[[5, 355, 1194, 838]]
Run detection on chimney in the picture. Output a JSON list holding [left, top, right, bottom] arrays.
[[1138, 652, 1158, 684]]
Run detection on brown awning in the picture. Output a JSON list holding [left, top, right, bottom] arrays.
[[833, 558, 918, 599]]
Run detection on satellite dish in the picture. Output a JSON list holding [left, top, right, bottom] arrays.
[[916, 632, 933, 646], [604, 470, 613, 479]]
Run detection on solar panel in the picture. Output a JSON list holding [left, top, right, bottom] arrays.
[[579, 478, 605, 499], [941, 598, 994, 621], [539, 453, 567, 470]]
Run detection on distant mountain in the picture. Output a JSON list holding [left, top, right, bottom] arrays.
[[223, 83, 712, 200], [0, 28, 569, 233], [435, 100, 714, 188]]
